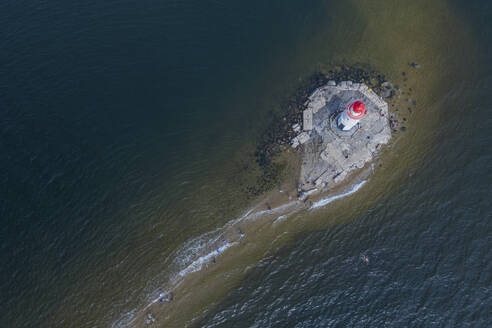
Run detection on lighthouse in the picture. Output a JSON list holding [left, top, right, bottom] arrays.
[[336, 100, 367, 131]]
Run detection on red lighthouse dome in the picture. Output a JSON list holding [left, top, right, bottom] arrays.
[[352, 101, 365, 113], [347, 101, 367, 119], [336, 100, 368, 131]]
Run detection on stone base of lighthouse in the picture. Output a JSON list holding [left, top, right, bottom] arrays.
[[290, 80, 392, 194]]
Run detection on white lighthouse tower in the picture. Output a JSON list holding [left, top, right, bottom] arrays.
[[336, 100, 367, 131]]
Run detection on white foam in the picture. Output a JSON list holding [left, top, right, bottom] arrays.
[[111, 310, 136, 328], [177, 242, 237, 277], [170, 229, 219, 269], [310, 181, 367, 209], [138, 243, 239, 315], [114, 198, 311, 326], [275, 214, 287, 221], [272, 214, 289, 225]]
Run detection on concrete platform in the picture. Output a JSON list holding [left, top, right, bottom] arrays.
[[292, 81, 391, 193]]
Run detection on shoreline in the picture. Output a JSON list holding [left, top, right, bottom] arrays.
[[16, 0, 478, 326], [118, 61, 407, 327], [129, 154, 376, 327], [114, 0, 475, 323], [122, 63, 403, 327]]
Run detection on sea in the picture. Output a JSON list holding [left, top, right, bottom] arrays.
[[1, 0, 491, 327]]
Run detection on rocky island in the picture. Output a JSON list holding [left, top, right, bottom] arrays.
[[136, 71, 402, 328], [290, 80, 392, 198]]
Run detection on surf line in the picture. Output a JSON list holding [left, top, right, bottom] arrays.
[[140, 242, 237, 315], [178, 241, 237, 277], [310, 180, 367, 209], [176, 201, 304, 277], [137, 200, 302, 314], [127, 181, 368, 326]]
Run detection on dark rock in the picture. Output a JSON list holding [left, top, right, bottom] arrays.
[[382, 81, 393, 89], [383, 89, 393, 98], [251, 64, 392, 198]]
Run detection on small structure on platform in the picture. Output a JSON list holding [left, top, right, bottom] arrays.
[[291, 81, 391, 195]]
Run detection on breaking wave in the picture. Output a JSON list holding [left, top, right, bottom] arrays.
[[114, 181, 366, 326], [310, 180, 367, 209]]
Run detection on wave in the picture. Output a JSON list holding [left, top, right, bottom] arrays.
[[310, 181, 367, 209], [177, 241, 237, 277], [115, 181, 366, 326]]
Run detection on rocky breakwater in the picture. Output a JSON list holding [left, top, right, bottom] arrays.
[[291, 80, 392, 197]]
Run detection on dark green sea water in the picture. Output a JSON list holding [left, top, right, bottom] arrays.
[[1, 0, 491, 327]]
